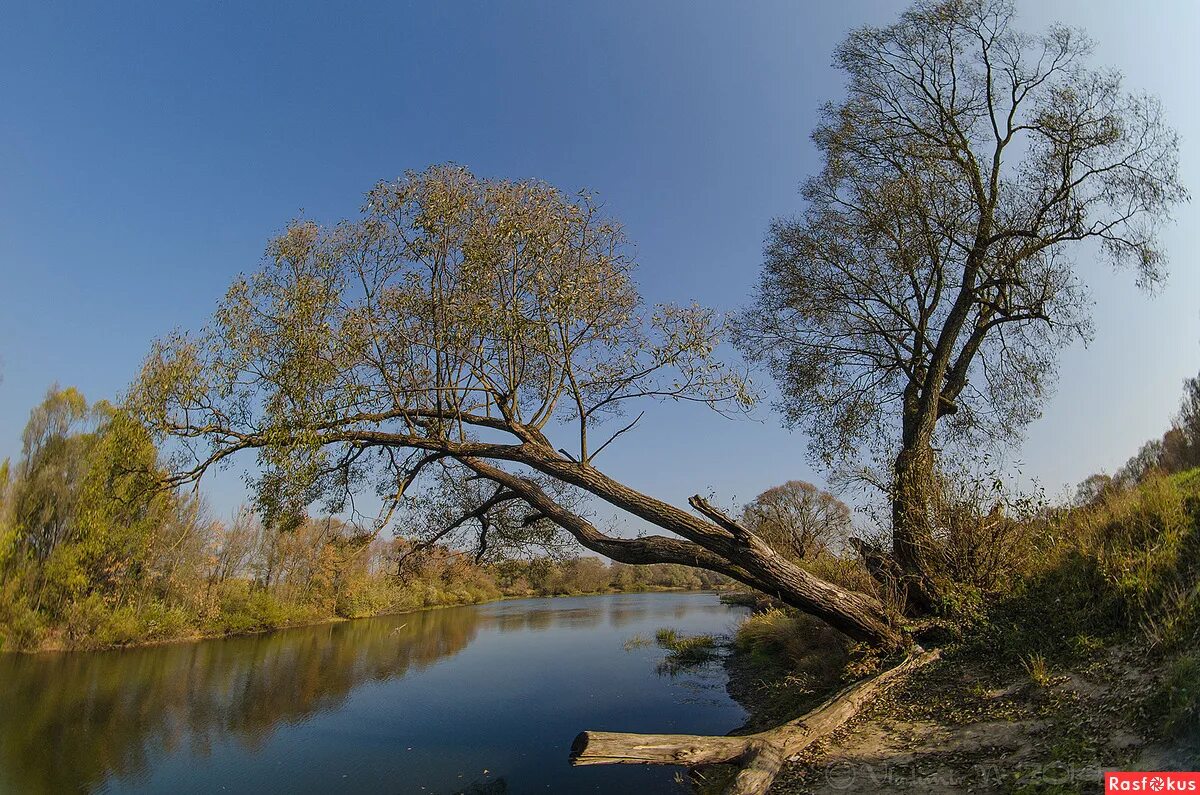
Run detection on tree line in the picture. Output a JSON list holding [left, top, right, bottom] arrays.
[[0, 387, 730, 651], [1076, 369, 1200, 503]]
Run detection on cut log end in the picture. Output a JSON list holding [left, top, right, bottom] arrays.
[[570, 730, 751, 767], [569, 731, 590, 762]]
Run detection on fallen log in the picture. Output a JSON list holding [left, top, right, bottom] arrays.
[[570, 648, 940, 795]]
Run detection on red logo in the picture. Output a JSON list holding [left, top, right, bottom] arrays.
[[1106, 772, 1200, 793]]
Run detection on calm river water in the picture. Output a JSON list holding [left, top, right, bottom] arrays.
[[0, 591, 750, 794]]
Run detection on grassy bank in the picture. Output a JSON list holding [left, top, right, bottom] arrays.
[[717, 469, 1200, 791], [1, 556, 730, 653]]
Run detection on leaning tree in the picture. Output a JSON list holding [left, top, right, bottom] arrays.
[[735, 0, 1186, 611], [131, 164, 903, 650]]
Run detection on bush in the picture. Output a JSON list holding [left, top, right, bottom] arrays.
[[0, 593, 48, 651], [97, 606, 142, 647], [138, 602, 191, 640], [61, 593, 112, 646], [1151, 652, 1199, 739], [210, 581, 312, 635]]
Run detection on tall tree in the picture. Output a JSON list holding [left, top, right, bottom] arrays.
[[132, 165, 904, 648], [1, 386, 177, 614], [735, 0, 1185, 609], [8, 386, 92, 567]]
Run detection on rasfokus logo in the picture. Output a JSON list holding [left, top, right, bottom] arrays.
[[1106, 772, 1200, 792]]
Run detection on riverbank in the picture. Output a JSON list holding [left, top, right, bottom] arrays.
[[722, 637, 1193, 793], [715, 469, 1200, 791], [7, 583, 725, 654]]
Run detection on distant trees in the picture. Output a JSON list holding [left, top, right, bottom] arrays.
[[741, 481, 852, 561], [1074, 473, 1117, 507], [1178, 373, 1200, 462], [1148, 369, 1200, 475], [735, 0, 1185, 611], [1080, 366, 1200, 497], [488, 558, 727, 596]]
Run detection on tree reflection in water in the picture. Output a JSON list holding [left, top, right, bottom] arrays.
[[0, 593, 740, 795], [1, 607, 483, 794]]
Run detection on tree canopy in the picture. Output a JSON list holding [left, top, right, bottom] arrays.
[[741, 480, 853, 561], [132, 165, 901, 648], [734, 0, 1186, 607], [736, 0, 1186, 472]]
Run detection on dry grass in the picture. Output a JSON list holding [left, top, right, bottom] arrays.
[[737, 609, 846, 678], [1022, 652, 1051, 687]]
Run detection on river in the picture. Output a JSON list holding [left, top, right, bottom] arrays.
[[0, 591, 751, 794]]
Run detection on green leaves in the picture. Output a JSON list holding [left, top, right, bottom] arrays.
[[134, 164, 753, 522]]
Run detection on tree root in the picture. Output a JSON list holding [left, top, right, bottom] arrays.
[[569, 648, 940, 795]]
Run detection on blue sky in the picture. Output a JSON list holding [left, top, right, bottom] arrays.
[[1, 0, 1197, 525]]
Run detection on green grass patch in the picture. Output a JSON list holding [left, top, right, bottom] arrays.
[[653, 627, 720, 670], [622, 633, 652, 650]]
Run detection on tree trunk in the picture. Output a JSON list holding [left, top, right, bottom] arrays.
[[462, 456, 907, 651], [571, 649, 940, 794], [890, 442, 940, 614], [558, 507, 905, 650], [722, 539, 904, 650]]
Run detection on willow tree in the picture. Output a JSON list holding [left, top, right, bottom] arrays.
[[131, 165, 903, 649], [736, 0, 1186, 610]]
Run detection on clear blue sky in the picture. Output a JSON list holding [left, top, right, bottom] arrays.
[[1, 1, 1197, 524]]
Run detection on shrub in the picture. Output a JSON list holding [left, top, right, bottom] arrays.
[[138, 602, 191, 640], [0, 593, 48, 651], [97, 606, 141, 647], [61, 593, 112, 646], [209, 581, 311, 635], [1022, 653, 1051, 687]]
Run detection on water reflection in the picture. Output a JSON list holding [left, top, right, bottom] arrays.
[[0, 593, 745, 795], [2, 608, 483, 794]]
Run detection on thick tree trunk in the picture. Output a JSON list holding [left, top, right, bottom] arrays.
[[571, 649, 940, 795], [725, 538, 903, 650], [462, 456, 906, 650], [890, 442, 941, 614], [548, 500, 905, 650]]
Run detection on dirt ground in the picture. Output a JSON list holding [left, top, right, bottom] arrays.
[[729, 646, 1194, 794]]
